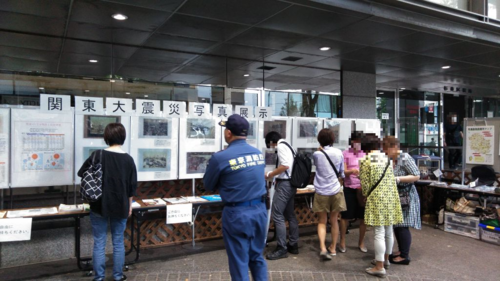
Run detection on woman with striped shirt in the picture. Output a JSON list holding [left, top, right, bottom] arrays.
[[382, 136, 421, 266]]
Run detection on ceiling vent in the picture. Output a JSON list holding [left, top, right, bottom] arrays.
[[281, 56, 303, 62], [257, 65, 276, 71]]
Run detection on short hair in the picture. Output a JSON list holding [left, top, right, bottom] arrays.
[[382, 136, 400, 149], [265, 131, 281, 148], [360, 133, 381, 153], [317, 128, 334, 147], [349, 131, 363, 144], [104, 123, 126, 146]]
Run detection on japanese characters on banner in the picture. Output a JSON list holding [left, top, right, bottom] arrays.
[[235, 106, 255, 118], [0, 218, 32, 242], [292, 118, 323, 171], [188, 102, 211, 118], [255, 107, 272, 120], [40, 94, 71, 113], [75, 96, 104, 115], [0, 108, 10, 189], [130, 115, 179, 181], [11, 108, 74, 188], [166, 203, 192, 224], [163, 101, 186, 118], [105, 98, 133, 116], [212, 104, 232, 119], [466, 126, 494, 165], [136, 99, 161, 117]]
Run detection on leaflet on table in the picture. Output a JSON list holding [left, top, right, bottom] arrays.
[[0, 211, 6, 218], [200, 195, 222, 201], [58, 204, 89, 212], [131, 201, 141, 208], [163, 197, 188, 204], [181, 196, 208, 203], [7, 207, 58, 218], [142, 198, 166, 206]]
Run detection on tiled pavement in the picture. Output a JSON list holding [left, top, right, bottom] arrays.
[[3, 225, 496, 281]]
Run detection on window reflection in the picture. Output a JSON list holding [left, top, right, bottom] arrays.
[[267, 90, 338, 117]]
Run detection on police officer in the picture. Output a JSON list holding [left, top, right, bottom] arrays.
[[203, 114, 268, 281]]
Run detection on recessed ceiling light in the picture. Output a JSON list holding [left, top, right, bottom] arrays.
[[112, 13, 128, 20], [84, 90, 89, 93], [144, 95, 148, 98], [110, 79, 115, 83], [89, 59, 98, 63], [125, 92, 130, 95], [243, 74, 250, 77], [39, 87, 44, 90], [442, 66, 451, 69], [319, 47, 331, 51], [400, 88, 406, 90]]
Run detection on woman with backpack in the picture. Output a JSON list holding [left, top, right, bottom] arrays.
[[311, 128, 346, 260], [359, 134, 403, 278], [78, 123, 137, 281]]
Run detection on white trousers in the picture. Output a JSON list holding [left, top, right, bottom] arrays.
[[374, 225, 394, 262]]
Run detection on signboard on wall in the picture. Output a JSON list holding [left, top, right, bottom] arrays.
[[465, 126, 494, 165]]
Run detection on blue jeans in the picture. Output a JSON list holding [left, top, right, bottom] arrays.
[[90, 211, 128, 281], [272, 180, 299, 248], [222, 202, 268, 281]]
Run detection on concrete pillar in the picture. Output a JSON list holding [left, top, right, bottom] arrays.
[[341, 71, 376, 119]]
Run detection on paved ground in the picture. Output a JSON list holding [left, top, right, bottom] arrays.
[[1, 224, 498, 281]]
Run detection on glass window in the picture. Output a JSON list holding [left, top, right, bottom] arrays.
[[267, 91, 289, 116], [472, 97, 498, 117], [425, 0, 469, 11], [489, 0, 500, 19], [230, 89, 259, 108], [376, 90, 396, 138], [267, 91, 339, 117]]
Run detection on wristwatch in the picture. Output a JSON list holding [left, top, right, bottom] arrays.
[[396, 177, 400, 184]]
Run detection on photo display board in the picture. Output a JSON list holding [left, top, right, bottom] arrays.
[[74, 113, 131, 181], [324, 119, 353, 150], [178, 117, 222, 179], [11, 108, 74, 187], [0, 108, 10, 188], [292, 117, 323, 171], [131, 116, 179, 181], [221, 118, 259, 150], [354, 119, 381, 138], [259, 117, 292, 173]]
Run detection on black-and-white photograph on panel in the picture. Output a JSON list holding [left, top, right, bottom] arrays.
[[131, 116, 178, 181], [292, 118, 323, 172], [179, 117, 221, 179], [259, 117, 292, 173], [75, 113, 131, 181], [324, 119, 354, 149]]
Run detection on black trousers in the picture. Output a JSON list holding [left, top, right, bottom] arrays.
[[448, 148, 462, 169], [394, 227, 412, 260]]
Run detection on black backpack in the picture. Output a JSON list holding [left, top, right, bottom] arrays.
[[279, 141, 312, 188]]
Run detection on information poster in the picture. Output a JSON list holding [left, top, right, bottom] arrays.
[[178, 117, 221, 179], [74, 113, 131, 181], [130, 116, 179, 181], [466, 126, 494, 165], [0, 108, 10, 188], [259, 117, 292, 173], [324, 119, 353, 150], [292, 118, 323, 171], [11, 108, 74, 187]]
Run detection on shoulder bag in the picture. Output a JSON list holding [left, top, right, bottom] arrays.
[[319, 149, 343, 187], [357, 160, 391, 207], [80, 150, 103, 202]]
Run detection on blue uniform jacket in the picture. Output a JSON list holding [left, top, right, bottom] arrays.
[[203, 139, 267, 203]]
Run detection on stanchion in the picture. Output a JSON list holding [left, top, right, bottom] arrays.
[[182, 178, 203, 250]]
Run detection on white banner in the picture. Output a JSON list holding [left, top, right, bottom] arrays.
[[0, 218, 32, 242], [166, 203, 192, 224], [235, 106, 255, 118], [212, 104, 232, 118], [188, 103, 211, 118], [105, 98, 133, 116], [163, 101, 186, 118], [40, 94, 71, 113], [255, 107, 272, 120], [135, 99, 161, 117], [75, 96, 104, 115]]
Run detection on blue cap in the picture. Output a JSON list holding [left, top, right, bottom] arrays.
[[219, 114, 249, 136]]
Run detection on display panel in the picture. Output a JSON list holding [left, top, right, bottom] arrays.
[[179, 117, 221, 179], [130, 116, 178, 181], [11, 108, 74, 187], [259, 117, 292, 173], [324, 119, 353, 150], [0, 108, 10, 189], [221, 118, 259, 149], [292, 118, 323, 172], [354, 119, 381, 138], [75, 113, 131, 181]]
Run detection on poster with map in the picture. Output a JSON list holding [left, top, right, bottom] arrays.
[[465, 126, 494, 165]]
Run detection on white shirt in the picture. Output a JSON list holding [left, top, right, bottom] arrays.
[[276, 139, 294, 179]]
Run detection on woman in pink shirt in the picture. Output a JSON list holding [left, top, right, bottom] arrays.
[[339, 132, 367, 253]]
